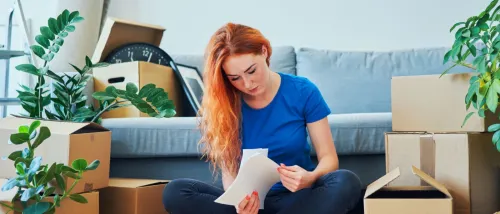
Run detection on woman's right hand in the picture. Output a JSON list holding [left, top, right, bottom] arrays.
[[235, 191, 259, 214]]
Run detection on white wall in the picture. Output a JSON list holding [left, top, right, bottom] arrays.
[[106, 0, 493, 55]]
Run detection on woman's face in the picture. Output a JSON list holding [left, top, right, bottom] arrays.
[[222, 47, 270, 97]]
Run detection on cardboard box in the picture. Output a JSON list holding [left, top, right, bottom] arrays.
[[391, 72, 500, 132], [0, 179, 99, 214], [91, 17, 184, 118], [99, 178, 170, 214], [364, 166, 452, 214], [385, 132, 500, 214], [0, 116, 111, 194]]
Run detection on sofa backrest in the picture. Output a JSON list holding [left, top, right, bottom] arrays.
[[295, 47, 475, 114]]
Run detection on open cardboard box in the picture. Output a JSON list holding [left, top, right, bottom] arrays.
[[0, 179, 99, 214], [99, 178, 170, 214], [91, 17, 184, 118], [385, 132, 500, 214], [0, 116, 111, 194], [364, 166, 452, 214], [391, 72, 500, 132]]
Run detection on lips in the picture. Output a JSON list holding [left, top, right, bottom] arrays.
[[249, 86, 258, 93]]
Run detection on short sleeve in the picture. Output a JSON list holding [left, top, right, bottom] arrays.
[[302, 79, 331, 123]]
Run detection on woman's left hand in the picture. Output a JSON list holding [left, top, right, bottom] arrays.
[[277, 163, 316, 192]]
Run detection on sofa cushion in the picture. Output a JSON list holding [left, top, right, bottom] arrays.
[[310, 112, 392, 156], [172, 46, 297, 76], [102, 112, 391, 158], [295, 47, 475, 114], [101, 117, 202, 158]]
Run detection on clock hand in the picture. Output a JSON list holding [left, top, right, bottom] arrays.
[[130, 52, 134, 61], [147, 52, 152, 62]]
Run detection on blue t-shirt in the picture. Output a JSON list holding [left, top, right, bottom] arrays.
[[241, 72, 331, 191]]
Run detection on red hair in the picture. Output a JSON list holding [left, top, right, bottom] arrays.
[[198, 23, 272, 178]]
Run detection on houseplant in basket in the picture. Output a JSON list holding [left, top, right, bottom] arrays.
[[442, 0, 500, 152], [0, 120, 99, 214]]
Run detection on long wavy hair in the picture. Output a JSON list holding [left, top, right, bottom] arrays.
[[198, 23, 272, 178]]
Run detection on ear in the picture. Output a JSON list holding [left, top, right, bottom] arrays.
[[261, 45, 268, 58]]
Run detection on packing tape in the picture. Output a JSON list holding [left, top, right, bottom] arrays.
[[419, 134, 435, 186]]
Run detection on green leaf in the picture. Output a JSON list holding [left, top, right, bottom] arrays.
[[23, 202, 51, 214], [92, 91, 116, 101], [462, 29, 471, 37], [16, 64, 39, 76], [28, 157, 42, 175], [85, 56, 92, 67], [85, 160, 100, 171], [92, 62, 109, 68], [44, 187, 56, 197], [16, 162, 26, 175], [479, 22, 489, 30], [35, 35, 50, 49], [69, 63, 84, 74], [21, 188, 36, 201], [1, 178, 19, 191], [30, 45, 46, 59], [33, 127, 51, 149], [493, 130, 500, 145], [65, 25, 75, 32], [69, 11, 79, 21], [62, 9, 70, 25], [45, 70, 64, 83], [40, 26, 55, 40], [55, 174, 66, 191], [126, 83, 139, 94], [54, 38, 64, 46], [471, 26, 480, 37], [71, 16, 84, 23], [59, 31, 69, 38], [61, 165, 78, 173], [8, 151, 22, 161], [450, 22, 466, 32], [63, 171, 81, 179], [462, 112, 475, 128], [69, 194, 88, 204], [72, 159, 88, 171], [489, 123, 500, 132], [42, 53, 55, 61], [10, 133, 29, 144], [48, 18, 59, 34], [49, 45, 60, 53], [479, 108, 486, 117], [29, 120, 41, 134], [467, 43, 477, 57], [39, 163, 56, 185], [486, 86, 498, 113], [18, 125, 29, 134]]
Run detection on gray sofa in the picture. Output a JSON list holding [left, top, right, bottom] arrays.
[[99, 46, 472, 188]]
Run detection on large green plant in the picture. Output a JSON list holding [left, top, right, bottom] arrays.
[[0, 120, 99, 214], [442, 0, 500, 152], [14, 9, 176, 123]]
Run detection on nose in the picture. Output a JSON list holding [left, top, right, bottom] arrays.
[[243, 77, 252, 89]]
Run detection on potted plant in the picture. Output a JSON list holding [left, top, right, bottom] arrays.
[[442, 0, 500, 152], [13, 9, 177, 123], [0, 120, 99, 213]]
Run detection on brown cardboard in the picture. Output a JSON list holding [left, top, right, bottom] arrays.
[[385, 132, 500, 214], [391, 72, 500, 132], [99, 178, 170, 214], [364, 166, 452, 214], [91, 17, 184, 117], [0, 179, 99, 214], [91, 17, 165, 63], [93, 61, 184, 118], [0, 117, 111, 194]]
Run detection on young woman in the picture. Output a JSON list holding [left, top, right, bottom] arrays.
[[162, 23, 362, 214]]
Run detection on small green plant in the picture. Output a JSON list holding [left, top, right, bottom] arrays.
[[442, 0, 500, 152], [0, 120, 99, 214], [14, 9, 176, 124]]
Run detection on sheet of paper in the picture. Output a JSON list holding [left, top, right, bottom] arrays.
[[239, 148, 268, 174], [215, 150, 280, 209]]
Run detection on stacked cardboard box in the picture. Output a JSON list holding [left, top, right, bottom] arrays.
[[364, 72, 500, 214]]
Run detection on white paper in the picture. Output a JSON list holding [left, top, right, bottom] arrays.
[[215, 149, 280, 209]]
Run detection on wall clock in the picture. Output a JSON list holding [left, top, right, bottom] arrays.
[[103, 42, 174, 66]]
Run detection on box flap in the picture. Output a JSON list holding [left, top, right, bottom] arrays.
[[92, 17, 165, 63], [411, 165, 452, 197], [364, 167, 400, 198], [0, 116, 109, 135], [109, 178, 170, 188]]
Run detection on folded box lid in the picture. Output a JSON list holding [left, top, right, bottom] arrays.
[[92, 17, 165, 63], [0, 116, 109, 135], [364, 166, 452, 198], [109, 178, 170, 188]]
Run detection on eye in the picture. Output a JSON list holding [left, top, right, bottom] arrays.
[[248, 68, 256, 74], [230, 76, 240, 81]]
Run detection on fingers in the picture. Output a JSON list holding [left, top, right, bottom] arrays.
[[278, 166, 297, 179], [238, 194, 250, 211], [249, 192, 260, 213], [280, 163, 301, 172], [280, 173, 299, 192], [238, 191, 259, 214]]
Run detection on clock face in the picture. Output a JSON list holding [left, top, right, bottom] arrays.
[[103, 42, 173, 66]]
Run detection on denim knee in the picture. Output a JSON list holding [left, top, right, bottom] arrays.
[[162, 178, 194, 211], [323, 169, 362, 198]]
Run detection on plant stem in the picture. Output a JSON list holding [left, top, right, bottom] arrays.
[[90, 100, 126, 123]]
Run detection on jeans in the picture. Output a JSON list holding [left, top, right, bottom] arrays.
[[162, 169, 362, 214]]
